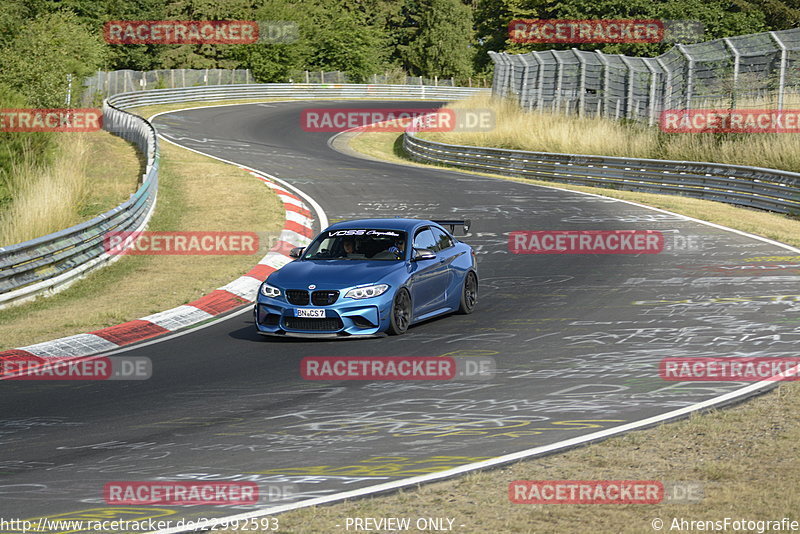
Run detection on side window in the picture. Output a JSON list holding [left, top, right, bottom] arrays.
[[430, 227, 454, 251], [413, 228, 437, 251]]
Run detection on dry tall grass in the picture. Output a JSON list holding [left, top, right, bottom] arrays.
[[423, 94, 800, 173], [0, 134, 91, 246]]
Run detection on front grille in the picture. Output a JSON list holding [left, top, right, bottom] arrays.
[[284, 317, 344, 331], [285, 290, 310, 305], [312, 290, 339, 306]]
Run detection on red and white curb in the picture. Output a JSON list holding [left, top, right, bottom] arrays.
[[0, 170, 315, 365]]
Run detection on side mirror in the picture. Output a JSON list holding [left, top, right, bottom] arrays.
[[412, 248, 436, 261], [289, 247, 305, 258]]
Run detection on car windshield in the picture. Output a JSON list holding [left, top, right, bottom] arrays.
[[303, 229, 407, 261]]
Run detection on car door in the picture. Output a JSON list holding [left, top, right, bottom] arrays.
[[429, 226, 458, 298], [409, 227, 449, 316]]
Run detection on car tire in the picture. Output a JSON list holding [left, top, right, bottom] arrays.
[[388, 288, 412, 335], [457, 271, 478, 314]]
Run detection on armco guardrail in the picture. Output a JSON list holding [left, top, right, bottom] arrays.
[[0, 102, 159, 308], [105, 83, 487, 108], [403, 130, 800, 214], [0, 84, 485, 307]]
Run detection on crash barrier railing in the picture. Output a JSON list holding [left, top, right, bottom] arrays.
[[82, 69, 489, 105], [403, 129, 800, 215], [0, 102, 159, 308], [0, 84, 486, 307], [106, 83, 488, 108]]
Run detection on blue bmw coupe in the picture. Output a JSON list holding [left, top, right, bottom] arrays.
[[254, 218, 477, 338]]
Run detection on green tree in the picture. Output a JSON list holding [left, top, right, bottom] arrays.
[[104, 0, 169, 70], [227, 0, 311, 81], [402, 0, 475, 77], [155, 0, 257, 69], [305, 6, 387, 81], [0, 10, 106, 107]]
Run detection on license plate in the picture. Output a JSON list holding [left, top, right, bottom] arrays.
[[296, 308, 325, 318]]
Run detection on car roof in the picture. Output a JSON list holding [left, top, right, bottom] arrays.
[[323, 218, 439, 233]]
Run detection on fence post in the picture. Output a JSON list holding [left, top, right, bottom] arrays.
[[535, 53, 546, 110], [525, 55, 535, 108], [722, 37, 740, 109], [596, 51, 610, 118], [644, 58, 659, 126], [575, 49, 587, 117], [769, 31, 787, 111], [677, 44, 694, 110], [655, 58, 672, 115], [620, 56, 635, 119], [554, 53, 564, 112], [520, 61, 530, 110]]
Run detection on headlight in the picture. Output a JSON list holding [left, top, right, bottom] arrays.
[[260, 283, 281, 298], [344, 284, 389, 299]]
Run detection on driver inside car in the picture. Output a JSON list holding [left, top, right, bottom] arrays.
[[340, 237, 357, 257], [388, 238, 405, 259]]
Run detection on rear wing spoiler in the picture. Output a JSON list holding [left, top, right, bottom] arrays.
[[432, 219, 471, 235]]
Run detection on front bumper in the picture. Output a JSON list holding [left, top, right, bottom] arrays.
[[254, 295, 393, 337]]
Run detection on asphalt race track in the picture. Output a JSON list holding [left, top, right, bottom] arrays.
[[1, 101, 799, 527]]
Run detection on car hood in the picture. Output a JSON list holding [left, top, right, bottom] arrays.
[[267, 259, 404, 289]]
